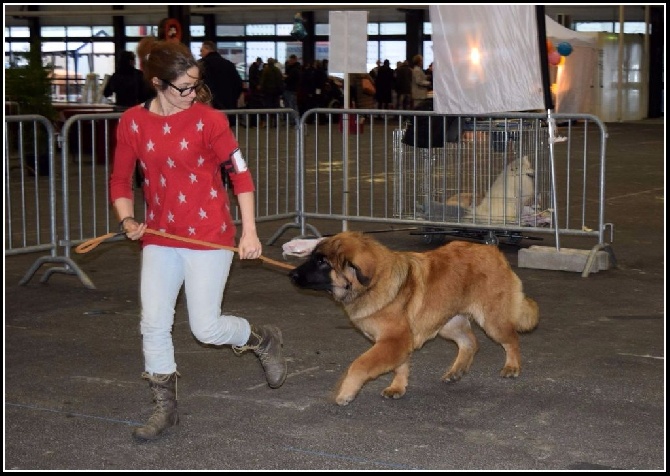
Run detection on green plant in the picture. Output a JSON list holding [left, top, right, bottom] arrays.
[[5, 42, 57, 122], [5, 42, 57, 175]]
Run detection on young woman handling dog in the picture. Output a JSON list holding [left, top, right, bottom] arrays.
[[109, 41, 287, 441]]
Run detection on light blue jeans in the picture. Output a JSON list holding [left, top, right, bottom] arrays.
[[140, 245, 252, 375]]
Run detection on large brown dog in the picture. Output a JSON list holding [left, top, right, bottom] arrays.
[[288, 231, 539, 406]]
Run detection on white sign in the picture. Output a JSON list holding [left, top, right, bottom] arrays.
[[328, 11, 368, 74]]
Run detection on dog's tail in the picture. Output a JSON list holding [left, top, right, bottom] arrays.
[[515, 296, 540, 333]]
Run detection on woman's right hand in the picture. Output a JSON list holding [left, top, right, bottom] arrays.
[[122, 218, 147, 240]]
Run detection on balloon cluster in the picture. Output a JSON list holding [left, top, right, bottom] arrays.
[[547, 40, 572, 66], [291, 13, 307, 40]]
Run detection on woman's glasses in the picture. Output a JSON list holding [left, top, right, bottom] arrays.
[[162, 79, 203, 97]]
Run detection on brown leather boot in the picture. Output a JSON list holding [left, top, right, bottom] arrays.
[[233, 324, 287, 388], [132, 371, 179, 441]]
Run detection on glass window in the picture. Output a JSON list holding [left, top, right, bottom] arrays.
[[7, 27, 30, 38], [367, 24, 379, 35], [423, 41, 434, 68], [216, 25, 244, 36], [41, 27, 66, 37], [247, 41, 276, 65], [125, 25, 157, 37], [379, 41, 406, 67], [66, 26, 93, 38], [190, 24, 205, 37], [380, 23, 406, 35], [315, 24, 329, 36], [246, 24, 275, 36], [315, 41, 329, 61], [93, 26, 114, 37], [574, 21, 648, 34], [367, 41, 379, 73], [276, 24, 293, 36], [424, 22, 432, 35]]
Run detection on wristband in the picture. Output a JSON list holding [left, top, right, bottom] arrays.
[[119, 216, 135, 233]]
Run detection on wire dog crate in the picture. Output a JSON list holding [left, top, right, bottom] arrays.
[[393, 118, 552, 229]]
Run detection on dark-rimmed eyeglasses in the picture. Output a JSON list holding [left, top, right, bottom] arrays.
[[161, 79, 202, 97]]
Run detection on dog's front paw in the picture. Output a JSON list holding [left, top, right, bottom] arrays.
[[500, 365, 520, 378], [335, 392, 355, 406], [381, 384, 406, 399]]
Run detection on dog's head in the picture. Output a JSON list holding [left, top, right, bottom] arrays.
[[509, 155, 535, 178], [288, 232, 377, 304]]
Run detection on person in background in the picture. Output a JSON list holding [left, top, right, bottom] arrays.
[[395, 60, 413, 110], [259, 58, 284, 125], [199, 40, 243, 124], [109, 41, 287, 442], [410, 54, 432, 107], [349, 72, 376, 109], [103, 50, 153, 112], [283, 54, 301, 125], [374, 59, 395, 113]]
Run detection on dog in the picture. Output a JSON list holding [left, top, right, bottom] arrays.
[[288, 231, 539, 406], [466, 155, 536, 223]]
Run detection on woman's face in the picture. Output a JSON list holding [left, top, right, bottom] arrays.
[[158, 66, 201, 106]]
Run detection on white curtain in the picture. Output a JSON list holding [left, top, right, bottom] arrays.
[[429, 5, 545, 114]]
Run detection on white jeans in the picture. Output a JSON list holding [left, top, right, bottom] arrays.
[[140, 245, 251, 375]]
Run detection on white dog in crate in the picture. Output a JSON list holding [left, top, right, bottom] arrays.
[[466, 155, 536, 223]]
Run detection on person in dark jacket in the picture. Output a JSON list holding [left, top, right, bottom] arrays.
[[374, 59, 395, 112], [103, 51, 152, 111], [199, 40, 243, 124]]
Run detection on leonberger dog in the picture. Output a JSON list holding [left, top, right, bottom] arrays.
[[288, 231, 539, 406]]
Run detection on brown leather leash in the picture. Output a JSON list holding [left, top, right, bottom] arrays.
[[74, 228, 296, 271]]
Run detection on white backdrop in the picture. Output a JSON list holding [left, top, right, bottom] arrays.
[[429, 5, 545, 114]]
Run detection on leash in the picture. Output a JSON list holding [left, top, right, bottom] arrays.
[[74, 228, 296, 271]]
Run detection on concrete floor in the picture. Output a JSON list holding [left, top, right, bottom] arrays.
[[4, 119, 665, 471]]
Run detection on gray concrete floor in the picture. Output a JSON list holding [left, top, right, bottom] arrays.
[[4, 119, 665, 471]]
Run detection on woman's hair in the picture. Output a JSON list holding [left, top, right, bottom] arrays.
[[143, 41, 211, 104], [412, 54, 423, 66]]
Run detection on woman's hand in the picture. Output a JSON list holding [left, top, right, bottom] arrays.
[[121, 218, 147, 241], [238, 231, 262, 260]]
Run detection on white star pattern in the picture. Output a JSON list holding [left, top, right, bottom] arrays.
[[114, 104, 256, 250]]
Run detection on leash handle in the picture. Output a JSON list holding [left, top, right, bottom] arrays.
[[74, 228, 296, 271]]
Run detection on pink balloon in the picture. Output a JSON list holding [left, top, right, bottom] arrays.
[[548, 50, 561, 66]]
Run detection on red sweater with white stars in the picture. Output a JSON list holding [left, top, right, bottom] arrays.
[[109, 101, 255, 250]]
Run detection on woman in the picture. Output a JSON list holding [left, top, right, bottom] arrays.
[[109, 41, 287, 442], [410, 54, 431, 105]]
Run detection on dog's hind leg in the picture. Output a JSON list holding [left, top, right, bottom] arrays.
[[438, 314, 479, 382], [381, 360, 410, 400], [335, 338, 412, 406], [480, 315, 522, 378]]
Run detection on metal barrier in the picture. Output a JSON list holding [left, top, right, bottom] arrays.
[[8, 108, 301, 288], [5, 107, 613, 287], [284, 109, 613, 260]]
